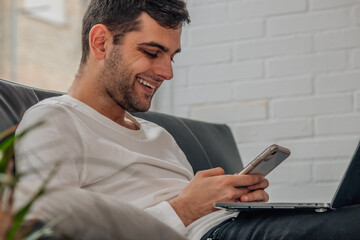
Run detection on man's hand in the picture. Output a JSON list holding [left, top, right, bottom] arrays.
[[169, 167, 269, 226]]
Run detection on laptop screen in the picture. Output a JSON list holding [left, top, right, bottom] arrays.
[[331, 141, 360, 209]]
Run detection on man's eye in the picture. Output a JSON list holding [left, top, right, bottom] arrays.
[[143, 50, 158, 59]]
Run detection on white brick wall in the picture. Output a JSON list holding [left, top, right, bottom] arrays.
[[191, 21, 263, 45], [272, 94, 353, 118], [267, 52, 347, 77], [189, 61, 263, 84], [167, 0, 360, 202], [235, 76, 312, 100], [353, 49, 360, 67], [173, 83, 233, 105], [316, 114, 360, 135], [315, 71, 360, 93], [267, 162, 312, 185], [187, 4, 228, 26], [315, 29, 360, 51], [190, 101, 267, 123], [311, 0, 360, 10], [235, 119, 313, 142], [268, 9, 350, 35], [229, 0, 307, 19], [176, 45, 231, 66], [355, 5, 360, 25], [235, 35, 313, 60], [355, 91, 360, 109]]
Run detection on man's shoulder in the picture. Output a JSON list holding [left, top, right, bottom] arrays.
[[23, 95, 79, 117], [18, 95, 74, 129], [26, 94, 65, 110]]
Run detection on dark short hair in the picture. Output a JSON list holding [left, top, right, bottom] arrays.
[[80, 0, 190, 65]]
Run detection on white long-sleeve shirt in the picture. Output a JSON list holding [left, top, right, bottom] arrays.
[[15, 95, 236, 239]]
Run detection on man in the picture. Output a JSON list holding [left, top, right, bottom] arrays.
[[14, 0, 360, 239]]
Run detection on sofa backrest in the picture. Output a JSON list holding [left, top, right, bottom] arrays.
[[0, 79, 243, 174]]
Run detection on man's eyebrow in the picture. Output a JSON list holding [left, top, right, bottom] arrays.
[[138, 42, 181, 54]]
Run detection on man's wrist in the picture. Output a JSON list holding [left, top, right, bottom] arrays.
[[169, 197, 195, 227]]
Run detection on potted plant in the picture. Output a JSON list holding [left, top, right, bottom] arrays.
[[0, 124, 60, 240]]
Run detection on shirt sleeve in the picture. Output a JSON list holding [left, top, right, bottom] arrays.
[[144, 201, 187, 235], [14, 105, 81, 211]]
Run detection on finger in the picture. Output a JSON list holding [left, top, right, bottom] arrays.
[[247, 178, 269, 191], [195, 167, 225, 178], [235, 187, 250, 196], [221, 187, 250, 202], [232, 174, 264, 187], [240, 189, 269, 202]]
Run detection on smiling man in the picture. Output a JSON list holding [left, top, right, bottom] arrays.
[[69, 12, 182, 129], [15, 1, 268, 239], [14, 0, 265, 237], [14, 1, 360, 240], [66, 3, 270, 233]]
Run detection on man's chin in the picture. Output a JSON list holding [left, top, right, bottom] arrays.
[[128, 107, 149, 113], [122, 94, 153, 112], [127, 103, 151, 113]]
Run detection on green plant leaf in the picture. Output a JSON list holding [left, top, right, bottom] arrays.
[[0, 122, 43, 174], [24, 214, 70, 240], [0, 134, 15, 173], [0, 122, 48, 240], [6, 159, 60, 240]]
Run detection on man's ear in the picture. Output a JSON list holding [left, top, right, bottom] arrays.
[[89, 24, 112, 61]]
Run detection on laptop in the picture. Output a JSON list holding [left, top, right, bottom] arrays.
[[215, 141, 360, 213]]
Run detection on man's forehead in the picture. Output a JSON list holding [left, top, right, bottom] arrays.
[[132, 13, 182, 52]]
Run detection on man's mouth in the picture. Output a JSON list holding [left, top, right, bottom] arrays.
[[136, 77, 156, 89]]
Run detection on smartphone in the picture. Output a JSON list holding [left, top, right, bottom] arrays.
[[238, 144, 290, 176]]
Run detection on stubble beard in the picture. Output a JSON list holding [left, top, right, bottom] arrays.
[[100, 47, 152, 112]]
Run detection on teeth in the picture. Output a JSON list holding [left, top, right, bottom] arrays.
[[137, 78, 156, 89]]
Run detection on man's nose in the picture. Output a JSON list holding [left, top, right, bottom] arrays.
[[154, 57, 174, 81]]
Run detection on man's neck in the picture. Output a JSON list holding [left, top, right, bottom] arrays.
[[68, 74, 139, 130]]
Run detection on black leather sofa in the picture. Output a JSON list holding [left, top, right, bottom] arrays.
[[0, 78, 244, 239], [0, 78, 243, 174]]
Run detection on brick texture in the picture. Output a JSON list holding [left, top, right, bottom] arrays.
[[353, 49, 360, 67], [173, 0, 360, 202], [189, 61, 263, 84], [315, 29, 360, 51], [178, 0, 360, 202], [4, 0, 360, 203], [272, 95, 353, 118], [315, 71, 360, 94], [235, 35, 313, 60], [191, 20, 263, 45], [267, 52, 347, 77], [355, 92, 360, 109], [235, 76, 312, 100], [311, 0, 360, 10], [229, 0, 307, 19], [190, 101, 267, 123], [269, 9, 350, 35], [355, 6, 360, 25], [316, 114, 360, 135], [234, 119, 313, 142]]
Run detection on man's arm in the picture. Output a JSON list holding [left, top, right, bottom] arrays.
[[14, 106, 81, 211], [144, 201, 187, 235], [169, 167, 269, 226]]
